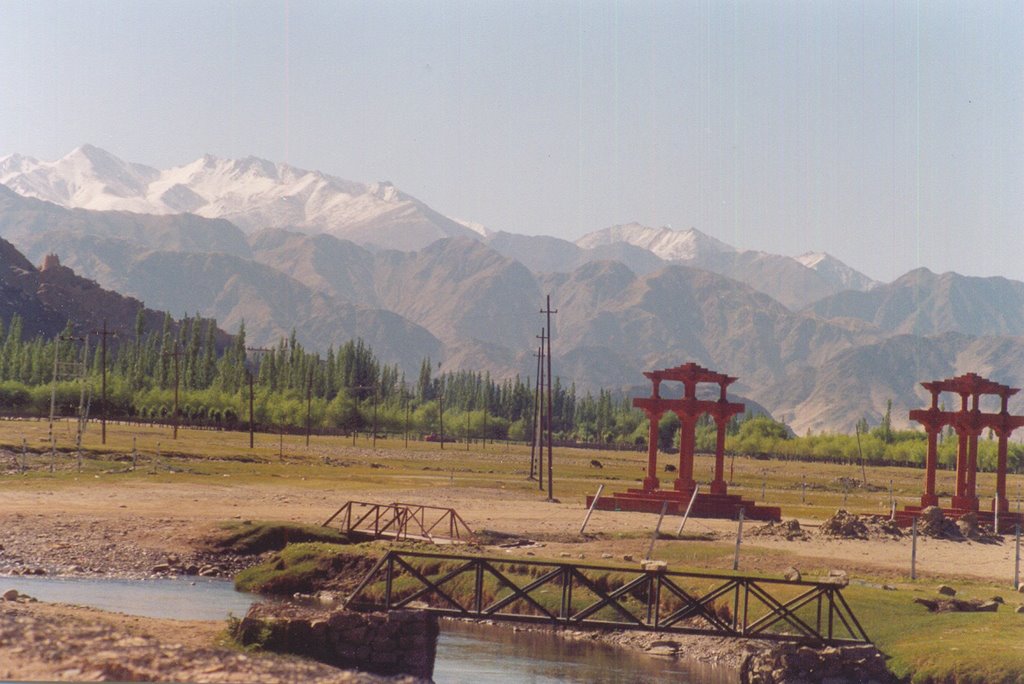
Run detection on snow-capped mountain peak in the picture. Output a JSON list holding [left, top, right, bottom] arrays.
[[795, 251, 879, 292], [576, 222, 736, 262], [0, 146, 480, 251]]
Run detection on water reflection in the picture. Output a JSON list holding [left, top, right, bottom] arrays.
[[434, 620, 738, 684], [0, 575, 257, 621]]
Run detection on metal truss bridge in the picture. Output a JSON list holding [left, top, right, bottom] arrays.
[[345, 550, 870, 645]]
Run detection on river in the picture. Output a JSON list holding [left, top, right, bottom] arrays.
[[2, 575, 736, 683]]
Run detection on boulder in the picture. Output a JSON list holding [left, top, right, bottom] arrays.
[[937, 585, 957, 597], [783, 567, 802, 582]]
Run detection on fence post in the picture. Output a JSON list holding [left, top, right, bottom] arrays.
[[579, 484, 604, 535], [676, 485, 701, 537], [131, 436, 138, 471], [995, 492, 1000, 535], [732, 508, 745, 571], [21, 438, 26, 474], [911, 517, 918, 580], [646, 501, 669, 561], [801, 478, 806, 503], [1015, 524, 1020, 590]]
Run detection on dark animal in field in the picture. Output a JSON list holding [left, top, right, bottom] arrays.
[[664, 464, 677, 472], [590, 459, 603, 469]]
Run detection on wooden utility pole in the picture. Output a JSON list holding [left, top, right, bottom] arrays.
[[534, 331, 546, 491], [248, 369, 255, 448], [245, 347, 273, 449], [439, 393, 445, 450], [372, 385, 379, 449], [92, 320, 118, 445], [529, 343, 543, 481], [540, 295, 557, 502], [404, 391, 410, 449], [306, 366, 314, 448], [163, 344, 183, 439]]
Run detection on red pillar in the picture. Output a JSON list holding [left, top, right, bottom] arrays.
[[995, 430, 1009, 512], [710, 418, 728, 495], [675, 413, 697, 492], [644, 412, 661, 492], [952, 426, 970, 509], [921, 427, 939, 507], [966, 429, 980, 510]]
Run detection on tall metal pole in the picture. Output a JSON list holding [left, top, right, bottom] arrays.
[[529, 344, 542, 481], [172, 345, 179, 439], [100, 320, 108, 444], [248, 369, 255, 449], [372, 386, 379, 449], [535, 334, 546, 491], [439, 393, 444, 451], [306, 366, 313, 448], [542, 295, 557, 502], [49, 336, 59, 445]]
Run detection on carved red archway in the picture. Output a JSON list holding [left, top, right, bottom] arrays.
[[588, 363, 780, 521], [896, 373, 1024, 531]]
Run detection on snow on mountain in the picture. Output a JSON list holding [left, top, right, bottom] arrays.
[[0, 146, 479, 251], [795, 252, 878, 292], [575, 222, 736, 262]]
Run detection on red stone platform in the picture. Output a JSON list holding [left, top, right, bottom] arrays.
[[893, 504, 1024, 534], [588, 486, 781, 522]]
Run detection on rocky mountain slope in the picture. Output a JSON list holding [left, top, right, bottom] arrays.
[[0, 238, 223, 346], [5, 149, 1024, 433]]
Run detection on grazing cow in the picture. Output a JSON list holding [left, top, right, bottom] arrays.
[[590, 459, 603, 469], [664, 463, 677, 472]]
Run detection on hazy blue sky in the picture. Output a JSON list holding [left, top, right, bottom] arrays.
[[1, 1, 1021, 283]]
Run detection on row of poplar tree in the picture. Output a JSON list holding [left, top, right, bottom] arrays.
[[0, 312, 646, 445]]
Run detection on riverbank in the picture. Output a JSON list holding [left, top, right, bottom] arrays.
[[0, 598, 420, 683], [3, 428, 1024, 681]]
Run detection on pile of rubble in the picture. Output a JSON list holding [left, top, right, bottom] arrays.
[[748, 519, 809, 541], [916, 506, 999, 541], [819, 510, 902, 540]]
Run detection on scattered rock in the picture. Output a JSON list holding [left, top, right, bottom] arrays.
[[601, 553, 613, 559], [783, 567, 801, 582], [914, 597, 999, 613], [150, 563, 171, 574], [1016, 605, 1024, 614], [622, 554, 634, 562], [937, 585, 957, 597], [641, 560, 667, 572], [957, 512, 980, 538], [750, 519, 809, 541], [820, 510, 902, 540], [3, 589, 19, 601]]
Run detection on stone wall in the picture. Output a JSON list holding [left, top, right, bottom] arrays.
[[235, 603, 438, 680], [740, 643, 895, 684]]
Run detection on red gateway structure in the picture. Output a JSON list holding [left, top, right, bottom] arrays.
[[896, 372, 1024, 531], [588, 363, 780, 521]]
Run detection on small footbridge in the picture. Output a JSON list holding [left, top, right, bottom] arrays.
[[345, 550, 870, 645], [322, 501, 474, 543]]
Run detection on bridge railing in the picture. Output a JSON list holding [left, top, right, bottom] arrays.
[[322, 502, 474, 543], [345, 550, 870, 645]]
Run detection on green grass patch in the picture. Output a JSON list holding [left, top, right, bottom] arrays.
[[203, 520, 351, 555], [234, 541, 378, 594], [846, 581, 1024, 683]]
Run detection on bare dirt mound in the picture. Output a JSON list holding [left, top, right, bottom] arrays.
[[748, 519, 809, 541], [819, 510, 902, 540]]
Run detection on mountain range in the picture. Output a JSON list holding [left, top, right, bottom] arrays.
[[3, 146, 1024, 435]]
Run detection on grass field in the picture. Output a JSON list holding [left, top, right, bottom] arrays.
[[3, 417, 1024, 680]]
